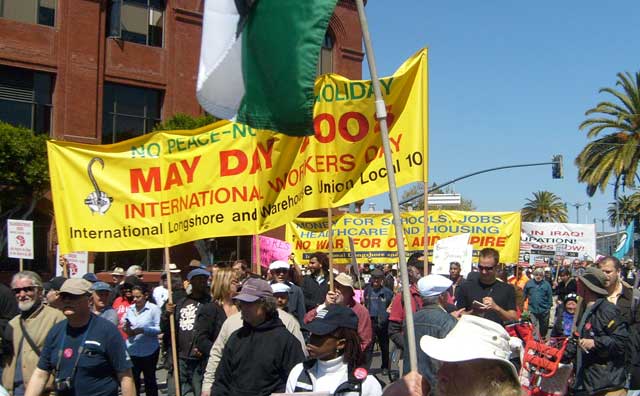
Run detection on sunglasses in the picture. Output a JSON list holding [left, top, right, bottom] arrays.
[[478, 265, 496, 272], [273, 269, 289, 274], [13, 286, 36, 294]]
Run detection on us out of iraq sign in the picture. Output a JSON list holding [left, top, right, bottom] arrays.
[[286, 210, 521, 265], [48, 50, 428, 254], [520, 222, 596, 264]]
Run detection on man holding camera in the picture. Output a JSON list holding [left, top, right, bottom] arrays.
[[24, 278, 135, 396]]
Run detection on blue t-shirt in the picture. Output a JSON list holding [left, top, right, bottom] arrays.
[[37, 315, 132, 396]]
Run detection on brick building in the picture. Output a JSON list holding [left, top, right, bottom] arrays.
[[0, 0, 363, 275]]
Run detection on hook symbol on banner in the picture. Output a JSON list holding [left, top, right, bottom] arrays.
[[84, 157, 113, 214]]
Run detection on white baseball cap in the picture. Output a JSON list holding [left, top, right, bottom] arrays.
[[271, 283, 291, 294], [417, 274, 452, 297], [269, 260, 290, 271], [420, 315, 519, 383]]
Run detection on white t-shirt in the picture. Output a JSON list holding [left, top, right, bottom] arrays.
[[286, 356, 382, 396]]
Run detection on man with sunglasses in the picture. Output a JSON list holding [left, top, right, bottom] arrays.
[[455, 248, 517, 326], [2, 271, 65, 395], [24, 278, 134, 396]]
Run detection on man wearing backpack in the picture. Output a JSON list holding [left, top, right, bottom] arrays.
[[599, 256, 640, 394]]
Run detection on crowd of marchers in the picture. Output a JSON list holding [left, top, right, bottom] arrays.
[[0, 249, 637, 396]]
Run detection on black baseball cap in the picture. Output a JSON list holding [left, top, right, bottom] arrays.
[[305, 305, 358, 335], [47, 276, 67, 291]]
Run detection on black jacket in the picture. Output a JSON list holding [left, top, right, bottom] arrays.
[[193, 302, 226, 358], [615, 281, 640, 388], [301, 273, 329, 313], [211, 313, 305, 396], [564, 298, 628, 395]]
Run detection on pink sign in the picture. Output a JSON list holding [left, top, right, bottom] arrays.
[[252, 236, 291, 268]]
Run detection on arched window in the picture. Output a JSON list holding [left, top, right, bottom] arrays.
[[317, 32, 334, 76]]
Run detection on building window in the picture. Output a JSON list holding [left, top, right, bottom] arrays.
[[108, 0, 164, 47], [0, 65, 53, 134], [95, 248, 164, 272], [0, 0, 55, 27], [317, 33, 334, 76], [102, 82, 162, 144]]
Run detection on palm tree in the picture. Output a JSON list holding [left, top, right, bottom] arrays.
[[522, 191, 568, 222], [575, 72, 640, 197], [607, 193, 640, 227]]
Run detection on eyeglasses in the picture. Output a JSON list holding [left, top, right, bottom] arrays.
[[13, 286, 36, 294], [478, 265, 496, 272], [273, 269, 289, 274]]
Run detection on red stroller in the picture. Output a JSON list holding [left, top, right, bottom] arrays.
[[506, 320, 572, 396]]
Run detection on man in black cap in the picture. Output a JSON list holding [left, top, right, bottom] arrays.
[[562, 266, 628, 396], [45, 276, 67, 309], [364, 268, 394, 374], [212, 278, 304, 396], [162, 268, 210, 396]]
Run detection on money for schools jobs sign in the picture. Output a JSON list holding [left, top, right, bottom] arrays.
[[520, 222, 596, 264], [286, 210, 521, 265], [48, 50, 428, 254]]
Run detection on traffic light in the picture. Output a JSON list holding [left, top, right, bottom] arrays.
[[552, 155, 563, 179]]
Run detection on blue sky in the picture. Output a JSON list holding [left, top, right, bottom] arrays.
[[360, 1, 640, 231]]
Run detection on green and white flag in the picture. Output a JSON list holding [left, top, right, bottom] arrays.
[[196, 0, 338, 136]]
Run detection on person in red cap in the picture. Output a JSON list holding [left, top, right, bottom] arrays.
[[211, 278, 304, 396], [286, 304, 382, 395]]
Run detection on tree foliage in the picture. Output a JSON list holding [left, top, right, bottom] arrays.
[[575, 72, 640, 197], [521, 191, 568, 223], [0, 122, 50, 255], [153, 113, 217, 131], [400, 182, 476, 211], [607, 193, 640, 227]]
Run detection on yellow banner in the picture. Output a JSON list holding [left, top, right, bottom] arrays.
[[286, 210, 522, 265], [48, 49, 428, 254]]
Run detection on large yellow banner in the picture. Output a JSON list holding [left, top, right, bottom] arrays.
[[286, 210, 522, 265], [49, 50, 428, 254]]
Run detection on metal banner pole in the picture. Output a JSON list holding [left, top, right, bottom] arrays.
[[328, 207, 334, 292], [354, 0, 419, 371]]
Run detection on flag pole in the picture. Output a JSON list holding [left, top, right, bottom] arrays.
[[354, 0, 418, 372], [423, 186, 429, 275], [164, 247, 181, 396], [255, 235, 262, 277], [328, 206, 334, 292]]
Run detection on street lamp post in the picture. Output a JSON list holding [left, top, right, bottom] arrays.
[[593, 218, 606, 232], [567, 202, 591, 223]]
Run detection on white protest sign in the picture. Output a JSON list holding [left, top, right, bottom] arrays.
[[55, 245, 89, 277], [520, 222, 596, 263], [432, 233, 473, 276], [7, 219, 34, 259]]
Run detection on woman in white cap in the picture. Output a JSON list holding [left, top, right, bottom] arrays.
[[286, 304, 382, 395]]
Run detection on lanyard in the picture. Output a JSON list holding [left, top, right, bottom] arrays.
[[55, 316, 94, 382]]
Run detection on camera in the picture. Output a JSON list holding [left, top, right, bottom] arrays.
[[54, 377, 72, 393]]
